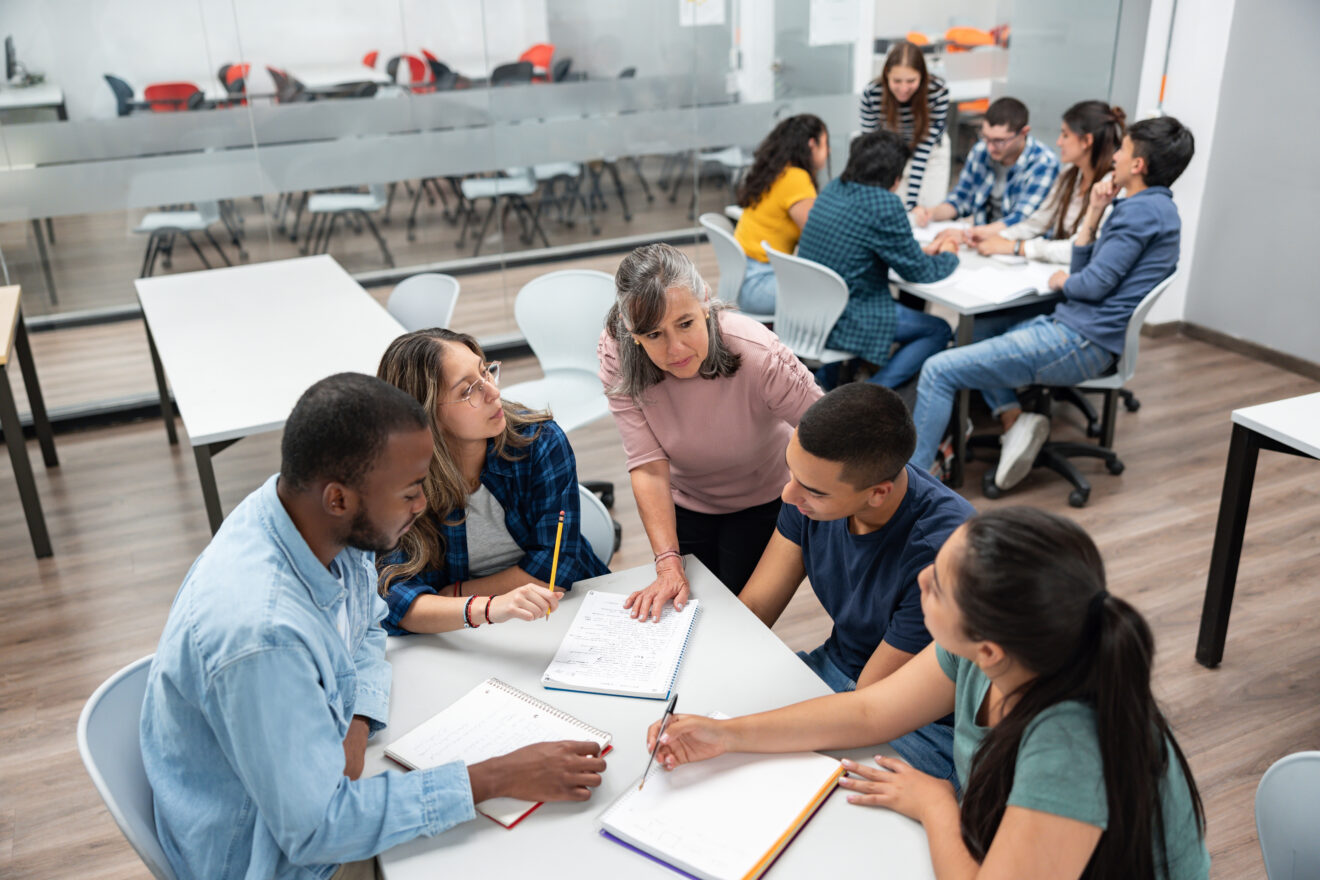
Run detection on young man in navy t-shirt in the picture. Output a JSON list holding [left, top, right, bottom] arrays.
[[740, 383, 973, 782]]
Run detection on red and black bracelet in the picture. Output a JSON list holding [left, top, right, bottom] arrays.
[[483, 597, 493, 625]]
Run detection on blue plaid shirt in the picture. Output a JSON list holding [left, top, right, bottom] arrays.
[[379, 419, 609, 633], [798, 179, 958, 366], [944, 136, 1060, 227]]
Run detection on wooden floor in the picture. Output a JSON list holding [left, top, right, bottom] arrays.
[[1, 257, 1317, 878]]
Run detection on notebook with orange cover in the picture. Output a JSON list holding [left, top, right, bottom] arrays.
[[384, 677, 611, 828], [598, 747, 843, 880]]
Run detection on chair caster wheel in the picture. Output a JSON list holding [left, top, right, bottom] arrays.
[[1106, 459, 1125, 475], [1124, 399, 1141, 413], [1068, 489, 1089, 508], [1086, 424, 1102, 438], [981, 471, 1002, 499], [600, 490, 615, 509]]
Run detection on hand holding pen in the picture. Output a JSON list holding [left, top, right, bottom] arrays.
[[638, 693, 678, 789]]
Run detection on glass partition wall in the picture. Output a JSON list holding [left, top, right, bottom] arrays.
[[0, 0, 1127, 419]]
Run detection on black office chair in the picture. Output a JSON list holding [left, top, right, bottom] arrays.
[[490, 61, 533, 86], [551, 58, 573, 82], [103, 74, 137, 117], [266, 67, 312, 103]]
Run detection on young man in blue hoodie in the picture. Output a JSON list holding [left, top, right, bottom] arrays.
[[909, 116, 1195, 489]]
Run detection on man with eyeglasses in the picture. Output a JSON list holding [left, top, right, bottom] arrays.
[[912, 97, 1059, 242]]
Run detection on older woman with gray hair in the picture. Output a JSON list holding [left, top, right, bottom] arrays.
[[598, 243, 822, 620]]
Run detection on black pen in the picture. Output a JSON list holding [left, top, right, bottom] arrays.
[[639, 692, 679, 790]]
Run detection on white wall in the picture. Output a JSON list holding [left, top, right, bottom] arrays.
[[3, 0, 548, 120], [1132, 0, 1236, 324]]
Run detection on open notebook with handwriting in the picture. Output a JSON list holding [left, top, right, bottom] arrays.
[[383, 677, 612, 828], [541, 590, 700, 700]]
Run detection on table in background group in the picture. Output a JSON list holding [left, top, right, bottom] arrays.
[[0, 284, 58, 558], [365, 559, 936, 880]]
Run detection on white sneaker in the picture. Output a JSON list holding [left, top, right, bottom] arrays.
[[995, 413, 1050, 491]]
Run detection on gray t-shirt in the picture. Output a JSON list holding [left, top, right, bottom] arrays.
[[464, 485, 525, 577], [986, 162, 1008, 223], [937, 645, 1210, 878]]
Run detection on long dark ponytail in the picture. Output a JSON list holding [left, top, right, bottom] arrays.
[[1053, 100, 1126, 239], [736, 114, 827, 209], [954, 508, 1204, 879]]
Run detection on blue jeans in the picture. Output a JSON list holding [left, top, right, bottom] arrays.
[[910, 315, 1116, 469], [797, 645, 958, 787], [869, 304, 954, 388], [739, 257, 777, 314]]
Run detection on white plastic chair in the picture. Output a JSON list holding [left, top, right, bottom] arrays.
[[500, 269, 616, 433], [762, 242, 856, 365], [578, 483, 615, 566], [1256, 751, 1320, 878], [77, 655, 179, 880], [387, 273, 460, 331], [304, 183, 394, 267], [456, 169, 549, 256], [698, 213, 772, 324], [134, 201, 236, 277]]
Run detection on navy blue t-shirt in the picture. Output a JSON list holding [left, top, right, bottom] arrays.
[[777, 464, 975, 681]]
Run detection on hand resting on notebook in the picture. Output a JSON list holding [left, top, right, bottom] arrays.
[[467, 740, 607, 804]]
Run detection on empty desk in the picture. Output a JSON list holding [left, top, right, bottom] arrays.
[[1, 285, 59, 557]]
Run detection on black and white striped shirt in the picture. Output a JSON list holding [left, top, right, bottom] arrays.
[[859, 75, 950, 210]]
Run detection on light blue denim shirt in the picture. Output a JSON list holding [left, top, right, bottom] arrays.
[[141, 475, 476, 880]]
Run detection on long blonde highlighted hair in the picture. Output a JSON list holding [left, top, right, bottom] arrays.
[[376, 328, 550, 595]]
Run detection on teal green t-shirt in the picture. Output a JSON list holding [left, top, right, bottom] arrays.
[[936, 645, 1210, 879]]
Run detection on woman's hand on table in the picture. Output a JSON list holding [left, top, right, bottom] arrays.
[[975, 235, 1016, 256], [838, 756, 957, 824], [623, 557, 690, 622]]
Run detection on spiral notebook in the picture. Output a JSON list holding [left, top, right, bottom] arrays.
[[599, 747, 844, 880], [383, 677, 612, 828], [541, 590, 700, 700]]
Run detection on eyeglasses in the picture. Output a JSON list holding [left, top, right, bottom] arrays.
[[981, 130, 1024, 150], [441, 361, 501, 408]]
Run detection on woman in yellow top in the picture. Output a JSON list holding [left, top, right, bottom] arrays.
[[733, 114, 829, 314]]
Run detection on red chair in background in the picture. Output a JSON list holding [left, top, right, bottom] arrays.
[[945, 26, 995, 52], [386, 54, 431, 92], [363, 50, 379, 68], [519, 43, 555, 81], [143, 82, 204, 112], [217, 63, 250, 106]]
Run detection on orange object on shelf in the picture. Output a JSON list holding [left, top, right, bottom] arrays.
[[905, 31, 930, 46], [363, 50, 379, 69], [957, 98, 990, 113], [945, 26, 995, 52]]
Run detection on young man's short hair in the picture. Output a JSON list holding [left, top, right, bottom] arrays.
[[840, 130, 912, 190], [1128, 116, 1195, 188], [984, 97, 1029, 132], [796, 383, 917, 488], [281, 372, 428, 492]]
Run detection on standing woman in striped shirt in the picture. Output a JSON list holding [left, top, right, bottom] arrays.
[[859, 41, 951, 211]]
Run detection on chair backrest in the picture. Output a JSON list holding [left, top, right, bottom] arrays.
[[78, 655, 179, 880], [195, 201, 222, 224], [422, 51, 452, 84], [143, 82, 200, 113], [577, 484, 614, 566], [1111, 270, 1177, 384], [618, 67, 637, 79], [513, 269, 616, 374], [518, 43, 556, 71], [763, 242, 850, 361], [698, 213, 747, 305], [363, 50, 379, 69], [217, 63, 231, 89], [1256, 751, 1320, 879], [387, 273, 461, 331], [491, 61, 534, 86], [551, 58, 573, 82], [104, 74, 135, 116], [386, 54, 428, 85], [266, 67, 306, 103]]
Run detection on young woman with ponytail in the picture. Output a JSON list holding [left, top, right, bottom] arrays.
[[731, 114, 830, 314], [975, 100, 1127, 263], [648, 507, 1209, 879]]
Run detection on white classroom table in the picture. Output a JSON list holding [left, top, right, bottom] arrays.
[[290, 63, 393, 93], [135, 255, 405, 533], [365, 559, 936, 880], [1196, 392, 1320, 667], [891, 250, 1062, 487], [0, 81, 67, 119]]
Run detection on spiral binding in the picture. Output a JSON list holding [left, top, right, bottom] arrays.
[[663, 604, 702, 698], [483, 677, 611, 740]]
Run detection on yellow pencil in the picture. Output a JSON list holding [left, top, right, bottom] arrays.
[[547, 510, 565, 620]]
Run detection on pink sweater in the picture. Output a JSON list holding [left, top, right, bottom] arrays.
[[597, 312, 823, 514]]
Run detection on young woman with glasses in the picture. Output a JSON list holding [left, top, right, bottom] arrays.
[[374, 328, 609, 634]]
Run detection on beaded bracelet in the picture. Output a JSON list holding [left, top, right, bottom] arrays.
[[463, 595, 479, 628], [654, 549, 682, 569], [483, 597, 493, 625]]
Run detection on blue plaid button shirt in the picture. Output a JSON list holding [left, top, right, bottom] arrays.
[[797, 179, 959, 366], [943, 135, 1060, 227], [379, 419, 609, 633]]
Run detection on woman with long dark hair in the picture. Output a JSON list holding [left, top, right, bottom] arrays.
[[860, 40, 951, 211], [731, 114, 829, 314], [375, 328, 608, 634], [648, 508, 1210, 879], [975, 101, 1126, 263]]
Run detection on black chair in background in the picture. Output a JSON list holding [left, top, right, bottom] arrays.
[[103, 75, 140, 116], [490, 61, 533, 86], [551, 58, 573, 82]]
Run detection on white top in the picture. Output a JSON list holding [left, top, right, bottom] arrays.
[[0, 81, 64, 111], [135, 255, 405, 446], [1232, 392, 1320, 459], [464, 485, 524, 577], [364, 559, 935, 880], [289, 64, 392, 90]]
